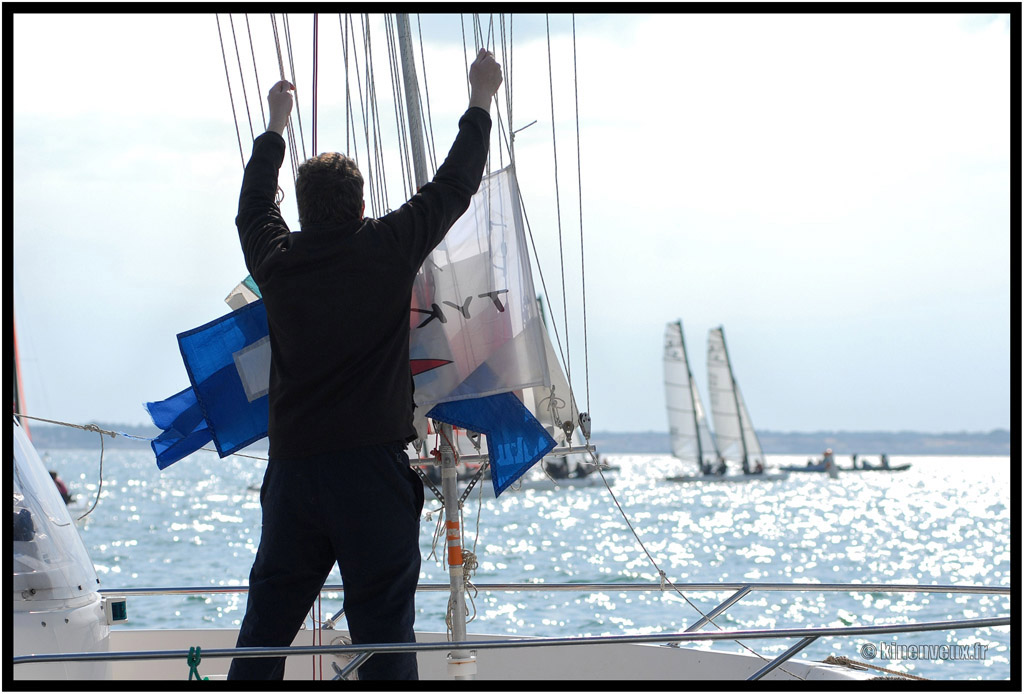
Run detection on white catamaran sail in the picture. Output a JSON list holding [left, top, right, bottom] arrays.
[[706, 326, 778, 477], [663, 321, 718, 471]]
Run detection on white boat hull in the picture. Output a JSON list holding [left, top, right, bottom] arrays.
[[666, 472, 790, 483], [102, 628, 868, 681], [13, 597, 112, 680]]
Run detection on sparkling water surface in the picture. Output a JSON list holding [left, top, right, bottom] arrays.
[[47, 448, 1011, 680]]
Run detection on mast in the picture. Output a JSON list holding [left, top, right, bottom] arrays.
[[718, 326, 749, 470], [395, 13, 474, 680], [677, 321, 704, 471], [396, 14, 429, 190]]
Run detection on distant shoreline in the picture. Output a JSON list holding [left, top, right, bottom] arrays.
[[588, 430, 1011, 457], [20, 421, 1011, 457]]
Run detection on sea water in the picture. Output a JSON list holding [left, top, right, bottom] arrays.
[[45, 448, 1011, 680]]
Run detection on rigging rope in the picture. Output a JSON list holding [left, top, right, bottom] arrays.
[[12, 413, 120, 521], [459, 15, 471, 103], [590, 459, 805, 680], [228, 14, 256, 143], [338, 13, 376, 212], [216, 14, 246, 169], [571, 15, 592, 420], [545, 15, 573, 435], [269, 14, 300, 183], [415, 14, 439, 172], [362, 13, 391, 215], [14, 413, 269, 463], [383, 14, 414, 198], [281, 14, 308, 164], [312, 13, 318, 157], [823, 655, 927, 680], [244, 14, 267, 131]]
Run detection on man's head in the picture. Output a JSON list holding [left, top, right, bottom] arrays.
[[295, 153, 364, 227]]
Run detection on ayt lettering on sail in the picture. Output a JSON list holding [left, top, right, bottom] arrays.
[[412, 290, 509, 328]]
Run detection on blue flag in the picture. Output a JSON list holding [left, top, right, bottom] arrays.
[[428, 392, 556, 496], [144, 387, 213, 469], [177, 300, 270, 457]]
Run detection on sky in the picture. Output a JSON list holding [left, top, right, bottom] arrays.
[[10, 10, 1013, 436]]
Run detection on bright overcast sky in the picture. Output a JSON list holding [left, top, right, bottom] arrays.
[[11, 11, 1012, 435]]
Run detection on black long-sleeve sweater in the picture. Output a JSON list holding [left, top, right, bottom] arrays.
[[236, 107, 491, 458]]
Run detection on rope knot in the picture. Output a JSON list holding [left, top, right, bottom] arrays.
[[462, 549, 479, 575], [83, 423, 116, 439], [187, 646, 208, 680]]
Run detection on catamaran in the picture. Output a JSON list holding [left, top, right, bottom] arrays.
[[694, 326, 789, 482], [662, 320, 765, 483], [13, 11, 1007, 682]]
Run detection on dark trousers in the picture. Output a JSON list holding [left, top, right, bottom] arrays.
[[227, 442, 425, 680]]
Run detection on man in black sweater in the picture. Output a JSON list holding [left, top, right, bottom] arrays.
[[227, 49, 502, 681]]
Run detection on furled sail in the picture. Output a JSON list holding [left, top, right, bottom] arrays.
[[410, 165, 549, 420], [663, 321, 717, 466], [706, 327, 764, 466], [412, 165, 558, 493]]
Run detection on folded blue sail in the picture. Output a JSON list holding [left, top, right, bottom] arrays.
[[177, 299, 270, 457], [428, 392, 556, 496], [145, 386, 213, 469]]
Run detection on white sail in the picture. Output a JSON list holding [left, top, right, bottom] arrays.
[[663, 321, 716, 465], [734, 382, 765, 463], [521, 322, 580, 446], [707, 327, 764, 466]]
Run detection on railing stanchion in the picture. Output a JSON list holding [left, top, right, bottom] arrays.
[[747, 637, 818, 681]]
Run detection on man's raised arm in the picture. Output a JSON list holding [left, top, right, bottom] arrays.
[[236, 80, 296, 279]]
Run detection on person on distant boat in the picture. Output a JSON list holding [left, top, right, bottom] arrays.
[[751, 459, 764, 474], [712, 455, 727, 476], [822, 448, 836, 473], [49, 470, 72, 504], [569, 458, 593, 479], [545, 457, 570, 479], [880, 453, 890, 469], [851, 453, 859, 470], [227, 50, 502, 682]]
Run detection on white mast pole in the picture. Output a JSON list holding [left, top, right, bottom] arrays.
[[395, 13, 475, 680]]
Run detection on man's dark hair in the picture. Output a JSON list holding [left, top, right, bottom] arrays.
[[295, 153, 364, 226]]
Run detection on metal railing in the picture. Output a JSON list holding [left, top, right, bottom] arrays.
[[95, 580, 1013, 596], [13, 617, 1011, 680], [13, 581, 1011, 680]]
